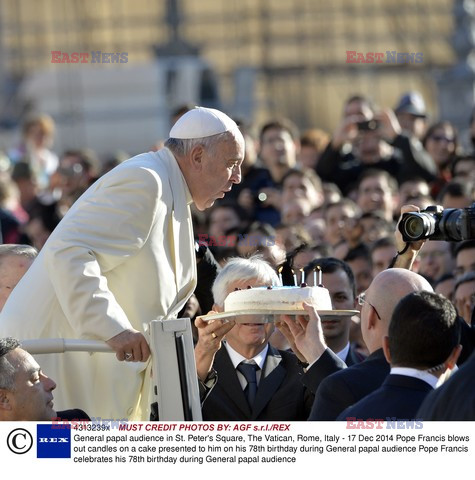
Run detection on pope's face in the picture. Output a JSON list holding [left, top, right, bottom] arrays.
[[194, 135, 244, 211]]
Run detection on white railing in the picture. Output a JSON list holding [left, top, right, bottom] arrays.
[[20, 317, 202, 421]]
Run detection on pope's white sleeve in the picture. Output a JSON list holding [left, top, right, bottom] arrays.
[[43, 166, 163, 340]]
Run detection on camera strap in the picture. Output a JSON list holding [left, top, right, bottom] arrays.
[[388, 243, 411, 268]]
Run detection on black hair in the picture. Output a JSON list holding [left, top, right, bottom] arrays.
[[454, 240, 475, 258], [370, 236, 396, 254], [259, 118, 299, 142], [454, 271, 475, 292], [389, 291, 460, 369], [357, 168, 398, 194], [437, 179, 474, 203], [434, 272, 455, 289], [304, 257, 356, 299], [344, 244, 371, 263]]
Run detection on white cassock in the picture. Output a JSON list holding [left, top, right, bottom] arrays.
[[0, 148, 197, 420]]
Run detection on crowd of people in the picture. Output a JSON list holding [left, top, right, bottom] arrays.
[[0, 93, 474, 422]]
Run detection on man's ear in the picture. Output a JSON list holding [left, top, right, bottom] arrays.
[[0, 389, 12, 411], [366, 303, 378, 331], [444, 344, 462, 370], [382, 335, 391, 364], [189, 144, 204, 171]]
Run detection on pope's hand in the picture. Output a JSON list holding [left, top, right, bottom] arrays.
[[107, 329, 151, 362]]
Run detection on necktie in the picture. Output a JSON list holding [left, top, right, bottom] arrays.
[[237, 362, 259, 406]]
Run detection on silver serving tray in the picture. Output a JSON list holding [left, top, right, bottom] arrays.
[[197, 309, 360, 323]]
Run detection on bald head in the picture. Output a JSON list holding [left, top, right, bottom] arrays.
[[370, 268, 433, 324], [362, 268, 433, 353]]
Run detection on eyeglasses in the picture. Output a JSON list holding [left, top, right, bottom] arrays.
[[357, 291, 381, 319]]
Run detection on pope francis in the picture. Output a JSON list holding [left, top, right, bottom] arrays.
[[0, 107, 245, 420]]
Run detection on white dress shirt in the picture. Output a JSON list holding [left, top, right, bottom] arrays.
[[224, 341, 268, 389]]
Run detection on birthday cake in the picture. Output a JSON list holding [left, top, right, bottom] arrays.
[[224, 285, 332, 312]]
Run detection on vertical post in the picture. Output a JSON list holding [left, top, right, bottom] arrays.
[[149, 317, 202, 421]]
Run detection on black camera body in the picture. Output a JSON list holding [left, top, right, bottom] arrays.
[[357, 119, 380, 131], [398, 203, 475, 242]]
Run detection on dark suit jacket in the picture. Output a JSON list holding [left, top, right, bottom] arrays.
[[300, 344, 365, 395], [337, 374, 433, 421], [54, 409, 90, 421], [458, 315, 475, 365], [308, 348, 390, 421], [345, 345, 366, 366], [417, 352, 475, 421], [201, 344, 319, 421]]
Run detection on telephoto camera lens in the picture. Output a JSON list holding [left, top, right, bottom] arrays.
[[399, 204, 475, 242], [404, 216, 425, 239], [399, 212, 437, 241]]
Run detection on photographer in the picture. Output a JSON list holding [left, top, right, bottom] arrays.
[[316, 99, 437, 195], [393, 204, 475, 364]]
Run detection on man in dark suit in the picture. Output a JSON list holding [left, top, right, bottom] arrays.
[[0, 337, 89, 421], [303, 258, 366, 367], [194, 256, 320, 421], [337, 291, 461, 420], [299, 268, 433, 420], [417, 306, 475, 421], [199, 339, 315, 421], [276, 257, 366, 385], [417, 351, 475, 421]]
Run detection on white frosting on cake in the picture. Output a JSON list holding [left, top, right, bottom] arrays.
[[224, 286, 332, 312]]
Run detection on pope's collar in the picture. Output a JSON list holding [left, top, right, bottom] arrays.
[[162, 147, 194, 205]]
